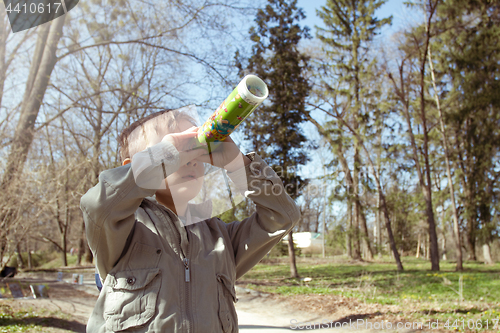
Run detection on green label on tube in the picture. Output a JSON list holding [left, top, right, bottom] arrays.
[[196, 75, 268, 152]]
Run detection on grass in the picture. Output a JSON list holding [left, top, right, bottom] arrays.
[[8, 251, 89, 271], [8, 252, 83, 271], [240, 256, 500, 331], [37, 254, 80, 270], [243, 257, 500, 303], [0, 303, 72, 332]]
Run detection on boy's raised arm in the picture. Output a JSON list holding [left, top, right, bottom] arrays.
[[80, 140, 181, 278], [225, 153, 301, 279]]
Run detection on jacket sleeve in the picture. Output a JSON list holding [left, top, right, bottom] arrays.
[[80, 141, 180, 278], [225, 153, 300, 279]]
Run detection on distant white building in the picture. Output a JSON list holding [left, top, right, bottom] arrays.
[[282, 232, 323, 255]]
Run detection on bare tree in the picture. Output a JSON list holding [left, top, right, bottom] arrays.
[[0, 0, 256, 268], [306, 110, 403, 270], [427, 43, 462, 270]]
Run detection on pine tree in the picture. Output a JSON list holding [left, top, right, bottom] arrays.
[[315, 0, 391, 261], [433, 0, 500, 263], [237, 0, 311, 278]]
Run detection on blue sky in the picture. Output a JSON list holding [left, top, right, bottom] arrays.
[[297, 0, 413, 36], [285, 0, 422, 225], [292, 0, 421, 179]]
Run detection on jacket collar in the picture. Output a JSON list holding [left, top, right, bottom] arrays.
[[144, 196, 213, 226]]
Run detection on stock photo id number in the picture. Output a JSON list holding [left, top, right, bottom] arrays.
[[3, 0, 78, 32]]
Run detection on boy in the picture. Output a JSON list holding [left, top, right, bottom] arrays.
[[81, 106, 300, 332]]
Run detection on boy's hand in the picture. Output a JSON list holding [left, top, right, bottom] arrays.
[[161, 127, 205, 166], [194, 136, 251, 172]]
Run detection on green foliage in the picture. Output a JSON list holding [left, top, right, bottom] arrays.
[[244, 257, 500, 304], [384, 184, 426, 252], [314, 0, 393, 263], [431, 0, 500, 248], [0, 304, 71, 332], [237, 0, 312, 199], [269, 241, 302, 257], [217, 209, 237, 224], [7, 252, 81, 270], [313, 0, 393, 162], [315, 0, 391, 114], [217, 198, 255, 223], [316, 0, 392, 75], [326, 224, 347, 256], [8, 251, 58, 269], [38, 254, 80, 270]]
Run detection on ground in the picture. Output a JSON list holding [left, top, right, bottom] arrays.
[[1, 257, 499, 332], [0, 275, 440, 332], [0, 281, 419, 333]]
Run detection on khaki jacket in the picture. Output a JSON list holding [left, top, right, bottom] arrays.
[[81, 153, 300, 333]]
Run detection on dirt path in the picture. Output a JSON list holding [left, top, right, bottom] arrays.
[[0, 278, 97, 333], [234, 288, 427, 332], [0, 275, 438, 332]]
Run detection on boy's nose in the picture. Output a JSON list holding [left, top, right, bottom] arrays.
[[186, 161, 197, 167]]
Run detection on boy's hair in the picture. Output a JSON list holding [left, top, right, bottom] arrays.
[[118, 109, 197, 162]]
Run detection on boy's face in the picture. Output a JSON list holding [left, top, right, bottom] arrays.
[[123, 117, 205, 209], [155, 119, 205, 205]]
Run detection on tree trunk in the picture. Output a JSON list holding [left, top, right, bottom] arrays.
[[27, 250, 33, 270], [346, 201, 352, 258], [61, 232, 68, 267], [352, 201, 361, 259], [466, 225, 477, 261], [423, 189, 439, 270], [400, 233, 404, 257], [422, 235, 426, 258], [352, 149, 361, 260], [77, 234, 84, 266], [16, 243, 25, 268], [0, 15, 9, 109], [287, 231, 298, 278], [428, 45, 462, 270], [397, 74, 439, 270], [305, 115, 403, 270], [416, 233, 421, 258], [350, 9, 367, 261], [375, 128, 383, 259], [0, 18, 62, 262], [388, 18, 439, 270], [482, 244, 493, 265], [0, 21, 53, 256], [376, 192, 382, 258], [348, 127, 403, 270], [26, 239, 33, 270], [442, 236, 447, 260], [418, 0, 440, 272], [330, 130, 355, 259], [1, 16, 65, 188], [426, 233, 430, 260], [379, 193, 403, 270], [454, 124, 477, 262], [359, 206, 374, 260]]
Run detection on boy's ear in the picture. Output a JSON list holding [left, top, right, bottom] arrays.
[[122, 158, 132, 166]]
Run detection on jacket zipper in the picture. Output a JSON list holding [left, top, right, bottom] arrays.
[[183, 258, 190, 282], [171, 215, 192, 332], [183, 226, 192, 333], [164, 208, 192, 332]]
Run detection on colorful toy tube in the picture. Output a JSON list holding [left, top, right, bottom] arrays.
[[196, 75, 269, 151]]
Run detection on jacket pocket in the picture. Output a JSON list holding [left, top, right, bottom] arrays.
[[104, 268, 161, 332], [216, 273, 238, 333], [127, 241, 162, 270]]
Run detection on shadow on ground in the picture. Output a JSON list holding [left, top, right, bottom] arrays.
[[0, 317, 86, 332]]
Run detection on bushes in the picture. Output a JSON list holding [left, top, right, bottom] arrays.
[[8, 251, 59, 269], [269, 241, 302, 257]]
